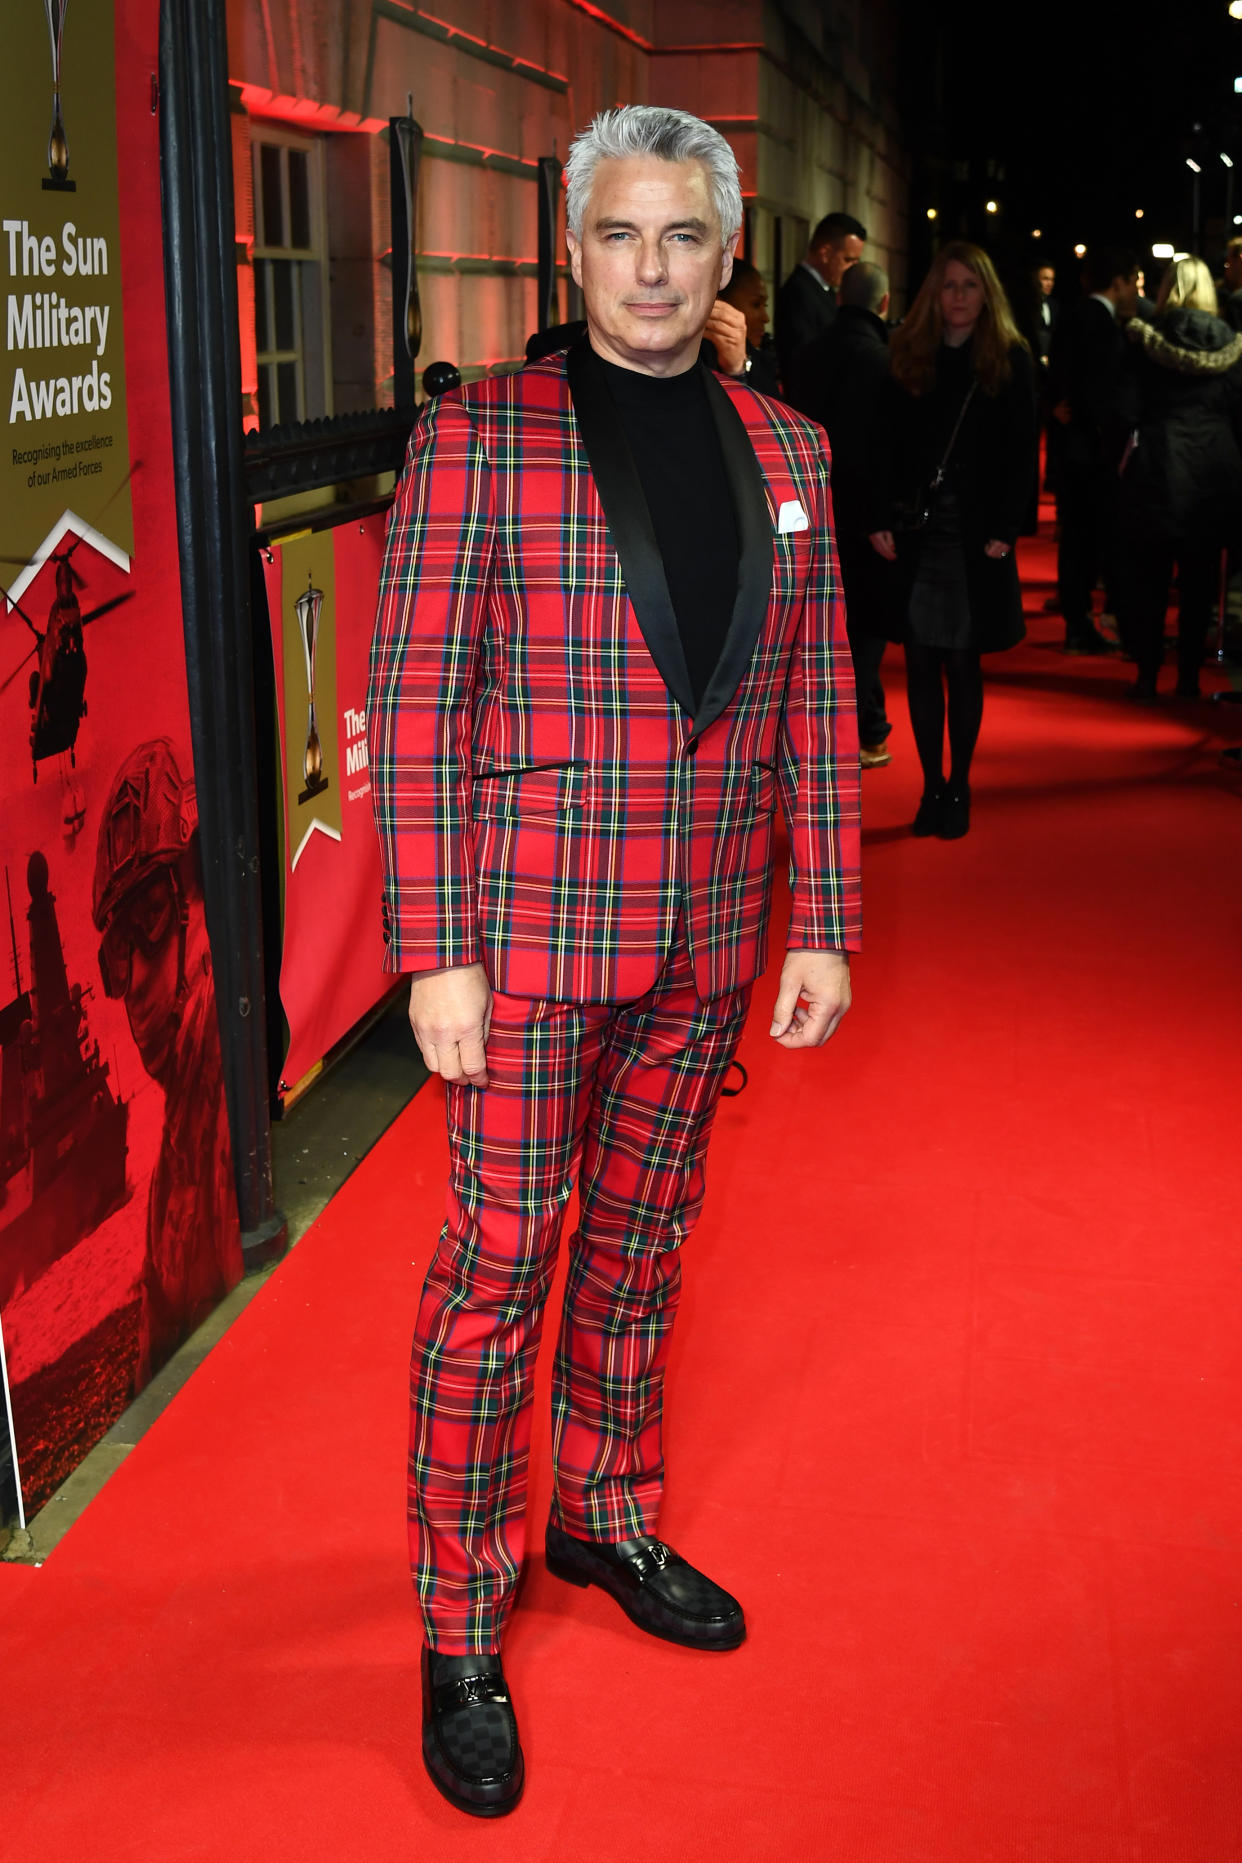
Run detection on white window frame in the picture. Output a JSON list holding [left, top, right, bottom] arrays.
[[250, 125, 333, 427]]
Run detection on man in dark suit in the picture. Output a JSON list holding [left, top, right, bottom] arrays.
[[788, 260, 895, 763], [369, 103, 860, 1819], [1027, 262, 1060, 366], [775, 211, 867, 387], [1221, 237, 1242, 331], [1047, 247, 1140, 653], [1022, 263, 1060, 532]]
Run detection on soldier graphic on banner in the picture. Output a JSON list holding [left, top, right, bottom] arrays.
[[92, 738, 241, 1380]]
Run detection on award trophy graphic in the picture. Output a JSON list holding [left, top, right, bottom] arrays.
[[41, 1, 74, 192], [295, 575, 330, 805]]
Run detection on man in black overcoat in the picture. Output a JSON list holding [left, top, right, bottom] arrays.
[[775, 212, 866, 389], [1047, 247, 1140, 653], [788, 260, 895, 762]]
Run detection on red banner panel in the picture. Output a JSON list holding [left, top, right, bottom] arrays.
[[0, 1, 243, 1526], [264, 515, 391, 1097]]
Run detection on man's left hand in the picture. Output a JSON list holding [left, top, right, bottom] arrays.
[[769, 950, 852, 1049], [703, 300, 748, 376]]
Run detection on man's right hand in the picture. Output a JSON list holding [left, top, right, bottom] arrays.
[[408, 962, 493, 1087], [869, 529, 897, 561]]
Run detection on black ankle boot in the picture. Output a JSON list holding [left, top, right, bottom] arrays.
[[939, 787, 971, 839], [911, 788, 945, 836]]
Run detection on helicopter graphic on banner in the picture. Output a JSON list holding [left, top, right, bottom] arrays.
[[2, 472, 138, 842]]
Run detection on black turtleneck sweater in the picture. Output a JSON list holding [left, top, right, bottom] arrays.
[[597, 353, 740, 710]]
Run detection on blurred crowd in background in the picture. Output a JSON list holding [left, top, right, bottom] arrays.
[[738, 217, 1242, 834]]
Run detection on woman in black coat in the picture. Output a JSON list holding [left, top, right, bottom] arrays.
[[1115, 257, 1242, 699], [869, 241, 1036, 838]]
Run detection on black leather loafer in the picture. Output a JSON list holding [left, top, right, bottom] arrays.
[[420, 1646, 524, 1817], [545, 1523, 745, 1651]]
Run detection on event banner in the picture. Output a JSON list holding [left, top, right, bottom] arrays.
[[0, 2, 242, 1531], [1, 1, 134, 597], [262, 517, 391, 1097]]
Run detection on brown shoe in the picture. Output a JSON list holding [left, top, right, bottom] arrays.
[[860, 742, 893, 769]]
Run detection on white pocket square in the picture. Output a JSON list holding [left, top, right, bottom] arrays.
[[777, 500, 809, 534]]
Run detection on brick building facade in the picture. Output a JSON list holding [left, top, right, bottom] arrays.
[[224, 0, 908, 416]]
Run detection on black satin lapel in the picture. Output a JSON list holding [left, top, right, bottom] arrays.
[[565, 338, 695, 716], [695, 369, 774, 736]]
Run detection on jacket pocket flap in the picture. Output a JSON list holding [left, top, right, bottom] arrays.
[[473, 763, 586, 820]]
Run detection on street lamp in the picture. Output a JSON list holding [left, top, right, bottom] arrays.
[[1032, 227, 1042, 238], [926, 207, 938, 221], [1187, 158, 1202, 246], [1073, 242, 1087, 257], [1230, 1, 1242, 18], [985, 199, 999, 215], [1135, 208, 1144, 219]]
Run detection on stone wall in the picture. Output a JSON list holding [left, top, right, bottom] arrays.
[[224, 0, 908, 408]]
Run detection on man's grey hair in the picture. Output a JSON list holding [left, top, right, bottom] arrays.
[[839, 260, 889, 313], [565, 106, 743, 246]]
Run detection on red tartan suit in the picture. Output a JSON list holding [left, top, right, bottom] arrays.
[[368, 339, 861, 1651]]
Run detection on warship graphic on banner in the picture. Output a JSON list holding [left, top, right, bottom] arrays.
[[0, 852, 130, 1311]]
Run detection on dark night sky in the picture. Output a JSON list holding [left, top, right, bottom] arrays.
[[896, 0, 1242, 283]]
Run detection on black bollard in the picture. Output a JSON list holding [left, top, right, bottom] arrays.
[[422, 361, 461, 399]]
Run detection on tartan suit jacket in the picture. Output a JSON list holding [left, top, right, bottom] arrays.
[[367, 338, 861, 1004]]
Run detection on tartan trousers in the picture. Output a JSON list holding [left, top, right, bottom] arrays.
[[408, 926, 753, 1652]]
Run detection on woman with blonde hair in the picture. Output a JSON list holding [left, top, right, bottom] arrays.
[[1117, 254, 1242, 699], [1158, 256, 1218, 315], [868, 242, 1036, 838]]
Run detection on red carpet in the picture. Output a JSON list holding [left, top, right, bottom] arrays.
[[3, 520, 1242, 1860]]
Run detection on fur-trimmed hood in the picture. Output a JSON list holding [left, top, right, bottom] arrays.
[[1127, 307, 1242, 374]]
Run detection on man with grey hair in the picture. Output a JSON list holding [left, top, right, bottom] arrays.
[[370, 102, 860, 1817], [839, 258, 890, 316]]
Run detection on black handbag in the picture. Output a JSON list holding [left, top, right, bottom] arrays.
[[892, 380, 979, 532]]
